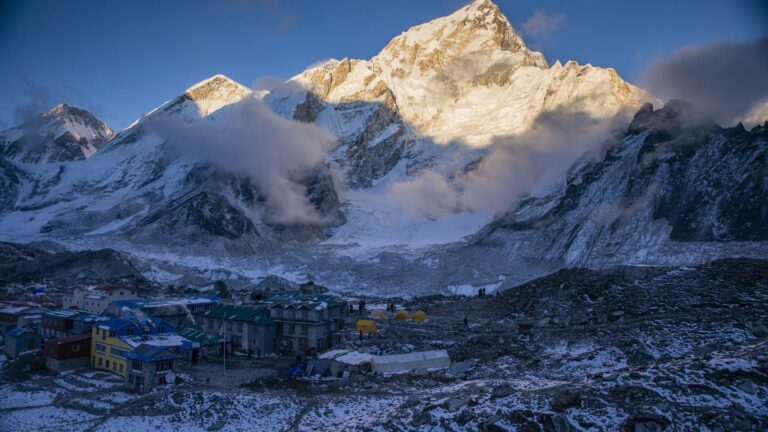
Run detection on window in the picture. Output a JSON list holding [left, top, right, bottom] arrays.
[[288, 324, 295, 335], [95, 343, 106, 353], [28, 340, 34, 349], [301, 310, 308, 321], [236, 322, 242, 332], [300, 325, 307, 336], [132, 360, 143, 371], [106, 360, 110, 368], [119, 364, 124, 373], [127, 328, 134, 336], [98, 358, 102, 366], [111, 347, 128, 359], [227, 322, 232, 330], [156, 359, 172, 372], [72, 345, 81, 353]]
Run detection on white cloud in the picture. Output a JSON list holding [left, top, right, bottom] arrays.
[[640, 36, 768, 127], [146, 97, 338, 225], [522, 10, 565, 39]]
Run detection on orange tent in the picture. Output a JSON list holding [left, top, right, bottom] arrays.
[[412, 310, 427, 322], [356, 319, 377, 334], [394, 310, 409, 321], [369, 310, 386, 319]]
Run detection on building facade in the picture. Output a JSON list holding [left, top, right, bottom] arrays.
[[43, 333, 92, 372], [90, 318, 175, 377], [104, 296, 219, 329], [260, 292, 348, 354], [40, 309, 109, 339], [0, 304, 48, 328], [200, 304, 276, 356], [63, 285, 139, 314], [126, 344, 180, 393], [4, 327, 43, 359]]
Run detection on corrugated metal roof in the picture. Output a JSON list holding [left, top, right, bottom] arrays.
[[126, 344, 180, 362], [203, 304, 271, 323], [46, 333, 91, 345]]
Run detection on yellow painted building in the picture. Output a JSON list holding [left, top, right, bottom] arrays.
[[90, 326, 132, 377]]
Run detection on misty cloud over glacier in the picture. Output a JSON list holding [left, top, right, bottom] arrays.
[[388, 109, 628, 218], [640, 36, 768, 127], [146, 97, 338, 225]]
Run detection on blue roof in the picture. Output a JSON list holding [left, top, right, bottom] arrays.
[[98, 317, 174, 332], [7, 327, 34, 337], [111, 295, 220, 310], [126, 344, 180, 362], [44, 309, 109, 323]]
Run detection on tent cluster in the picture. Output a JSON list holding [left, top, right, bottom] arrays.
[[392, 309, 427, 322], [362, 309, 428, 322]]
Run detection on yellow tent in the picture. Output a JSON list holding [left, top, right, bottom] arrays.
[[356, 319, 377, 334], [394, 310, 410, 321], [412, 310, 427, 322], [369, 309, 386, 319]]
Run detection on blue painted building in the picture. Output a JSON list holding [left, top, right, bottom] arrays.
[[125, 344, 181, 392], [4, 327, 42, 359]]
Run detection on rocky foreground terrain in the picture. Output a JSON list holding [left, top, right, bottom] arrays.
[[1, 258, 766, 431]]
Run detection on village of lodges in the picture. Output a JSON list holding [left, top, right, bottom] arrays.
[[0, 282, 451, 392]]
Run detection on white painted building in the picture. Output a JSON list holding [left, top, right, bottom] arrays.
[[62, 285, 139, 314]]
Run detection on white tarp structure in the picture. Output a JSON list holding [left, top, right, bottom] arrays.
[[318, 349, 373, 366], [372, 350, 451, 374]]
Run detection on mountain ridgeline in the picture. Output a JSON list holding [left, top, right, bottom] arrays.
[[0, 0, 766, 284]]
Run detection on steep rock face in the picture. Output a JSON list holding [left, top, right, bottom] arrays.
[[0, 75, 343, 249], [0, 155, 24, 210], [0, 241, 146, 284], [265, 0, 647, 187], [470, 101, 768, 267], [0, 104, 114, 163]]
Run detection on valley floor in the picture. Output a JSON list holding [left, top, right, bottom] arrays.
[[1, 258, 767, 431]]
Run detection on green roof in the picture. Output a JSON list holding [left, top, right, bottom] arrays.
[[202, 304, 271, 323], [127, 344, 180, 362], [177, 326, 225, 346], [261, 292, 346, 310]]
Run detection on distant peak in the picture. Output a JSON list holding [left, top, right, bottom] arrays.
[[465, 0, 502, 16], [373, 0, 548, 81], [44, 103, 101, 122], [184, 74, 249, 96], [47, 103, 73, 115], [184, 74, 251, 101]]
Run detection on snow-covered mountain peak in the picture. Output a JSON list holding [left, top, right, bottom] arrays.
[[181, 74, 254, 117], [374, 0, 547, 74], [122, 74, 255, 131], [0, 103, 114, 163]]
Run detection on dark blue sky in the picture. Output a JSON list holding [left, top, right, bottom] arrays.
[[1, 0, 766, 130]]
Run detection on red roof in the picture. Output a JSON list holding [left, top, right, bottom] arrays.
[[47, 333, 91, 345]]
